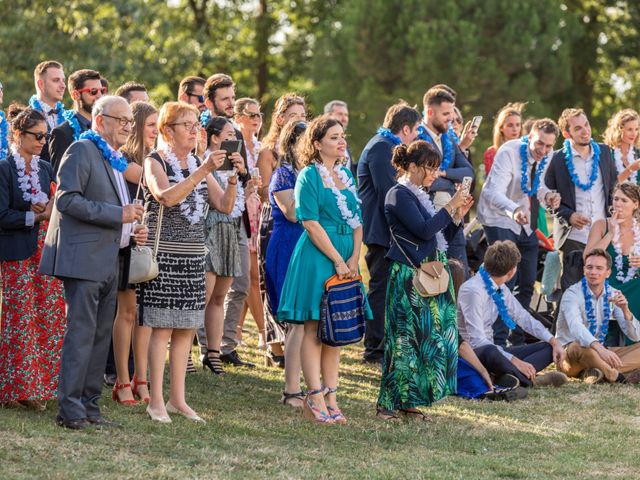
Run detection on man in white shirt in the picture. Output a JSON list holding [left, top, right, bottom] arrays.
[[556, 249, 640, 384], [478, 118, 561, 346], [458, 241, 566, 387]]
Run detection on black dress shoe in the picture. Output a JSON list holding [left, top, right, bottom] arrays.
[[87, 416, 122, 429], [220, 350, 255, 368], [56, 415, 89, 430], [103, 373, 117, 387]]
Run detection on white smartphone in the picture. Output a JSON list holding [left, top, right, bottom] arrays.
[[471, 115, 483, 130], [461, 176, 473, 195]]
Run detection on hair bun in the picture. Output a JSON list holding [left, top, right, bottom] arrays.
[[391, 144, 409, 170]]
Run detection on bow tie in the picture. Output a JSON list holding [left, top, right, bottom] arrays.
[[48, 109, 60, 116]]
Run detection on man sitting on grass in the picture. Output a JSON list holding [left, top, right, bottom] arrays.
[[457, 240, 567, 388], [556, 249, 640, 384]]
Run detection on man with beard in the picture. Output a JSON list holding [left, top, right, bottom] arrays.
[[49, 69, 106, 173], [178, 75, 206, 112], [418, 86, 474, 274]]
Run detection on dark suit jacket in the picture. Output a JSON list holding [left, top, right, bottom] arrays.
[[385, 184, 460, 266], [49, 112, 91, 174], [424, 130, 474, 195], [544, 143, 617, 224], [39, 139, 124, 282], [0, 156, 55, 261], [357, 134, 396, 247]]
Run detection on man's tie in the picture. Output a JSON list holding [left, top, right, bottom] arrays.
[[529, 161, 540, 230]]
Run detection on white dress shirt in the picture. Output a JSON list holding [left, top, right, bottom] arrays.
[[556, 281, 640, 347], [457, 273, 553, 360], [111, 168, 132, 248], [425, 124, 443, 154], [477, 138, 551, 236], [567, 144, 605, 244]]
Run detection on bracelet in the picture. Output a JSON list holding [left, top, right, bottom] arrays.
[[228, 178, 238, 185], [188, 176, 198, 188]]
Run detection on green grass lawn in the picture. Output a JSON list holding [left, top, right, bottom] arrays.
[[2, 327, 640, 480]]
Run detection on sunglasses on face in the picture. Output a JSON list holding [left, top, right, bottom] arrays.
[[76, 87, 108, 96], [187, 92, 205, 103], [24, 130, 51, 142], [242, 112, 263, 119]]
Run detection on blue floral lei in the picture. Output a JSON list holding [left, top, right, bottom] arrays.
[[479, 265, 516, 330], [0, 111, 8, 161], [79, 129, 128, 173], [581, 277, 611, 344], [519, 135, 549, 196], [563, 139, 601, 191], [63, 110, 83, 141], [200, 109, 212, 128], [448, 123, 460, 144], [376, 127, 402, 145], [29, 95, 65, 126], [417, 124, 453, 170]]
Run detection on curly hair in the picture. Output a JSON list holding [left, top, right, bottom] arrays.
[[603, 109, 640, 149], [297, 114, 342, 166]]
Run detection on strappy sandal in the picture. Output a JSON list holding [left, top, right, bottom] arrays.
[[131, 376, 150, 404], [323, 386, 347, 424], [202, 349, 225, 375], [281, 391, 305, 408], [399, 409, 432, 422], [302, 388, 334, 424], [111, 380, 137, 406], [376, 406, 400, 422]]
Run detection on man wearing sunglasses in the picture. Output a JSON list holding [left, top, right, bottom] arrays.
[[178, 75, 206, 113], [49, 69, 106, 173]]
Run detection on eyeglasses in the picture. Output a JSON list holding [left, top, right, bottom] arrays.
[[170, 121, 200, 132], [76, 87, 108, 96], [102, 113, 135, 127], [242, 111, 264, 119], [186, 92, 205, 103], [24, 130, 51, 142]]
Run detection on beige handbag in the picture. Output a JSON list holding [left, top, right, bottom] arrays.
[[391, 231, 450, 298]]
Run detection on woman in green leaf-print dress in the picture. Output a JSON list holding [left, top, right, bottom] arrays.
[[376, 141, 473, 420]]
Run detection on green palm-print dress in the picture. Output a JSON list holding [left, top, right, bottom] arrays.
[[377, 250, 458, 411], [606, 243, 640, 346]]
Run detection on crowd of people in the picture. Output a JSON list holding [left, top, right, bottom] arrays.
[[1, 60, 640, 429]]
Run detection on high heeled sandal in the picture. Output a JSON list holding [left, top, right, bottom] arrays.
[[264, 351, 285, 369], [322, 386, 347, 424], [112, 380, 138, 406], [281, 391, 305, 408], [302, 388, 334, 424], [202, 349, 225, 375], [186, 353, 197, 374], [131, 376, 150, 404]]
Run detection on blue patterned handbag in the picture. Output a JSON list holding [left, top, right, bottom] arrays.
[[317, 274, 366, 346]]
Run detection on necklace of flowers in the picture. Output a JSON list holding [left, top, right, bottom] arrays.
[[448, 123, 460, 144], [519, 135, 549, 196], [29, 95, 65, 126], [614, 146, 637, 184], [581, 277, 611, 344], [417, 124, 453, 170], [562, 139, 601, 191], [315, 161, 361, 229], [200, 109, 212, 128], [164, 147, 206, 225], [79, 130, 129, 172], [0, 111, 8, 161], [376, 127, 402, 145], [63, 110, 83, 141], [397, 175, 448, 252], [216, 170, 245, 218], [612, 218, 640, 283], [478, 265, 517, 330], [11, 146, 48, 204]]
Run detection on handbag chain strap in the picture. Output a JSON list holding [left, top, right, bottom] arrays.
[[390, 229, 419, 270], [144, 152, 166, 259]]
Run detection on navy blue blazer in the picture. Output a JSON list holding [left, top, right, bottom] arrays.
[[384, 184, 459, 266], [423, 131, 474, 195], [357, 134, 397, 247], [544, 143, 616, 224], [0, 156, 55, 261]]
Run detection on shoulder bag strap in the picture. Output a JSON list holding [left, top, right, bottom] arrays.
[[389, 229, 418, 269], [148, 151, 166, 259]]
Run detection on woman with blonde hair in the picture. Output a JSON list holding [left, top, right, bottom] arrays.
[[603, 109, 640, 184], [483, 102, 524, 174]]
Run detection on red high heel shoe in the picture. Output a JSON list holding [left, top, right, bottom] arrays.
[[131, 376, 150, 404], [112, 380, 137, 406]]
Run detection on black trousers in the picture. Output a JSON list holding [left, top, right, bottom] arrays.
[[475, 342, 553, 388], [363, 244, 389, 360], [58, 271, 118, 421]]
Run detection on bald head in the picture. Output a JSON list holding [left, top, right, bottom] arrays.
[[92, 95, 133, 149]]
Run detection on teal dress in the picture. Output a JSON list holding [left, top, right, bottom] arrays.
[[606, 243, 639, 346], [277, 165, 372, 323]]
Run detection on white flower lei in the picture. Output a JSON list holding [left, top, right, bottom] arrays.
[[164, 148, 206, 225], [612, 218, 640, 283], [614, 147, 637, 184], [315, 162, 361, 229], [12, 146, 48, 204], [216, 170, 245, 218], [397, 176, 448, 252]]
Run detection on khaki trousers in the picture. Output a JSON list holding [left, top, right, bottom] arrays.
[[561, 341, 640, 382]]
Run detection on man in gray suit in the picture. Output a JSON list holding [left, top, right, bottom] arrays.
[[40, 95, 146, 430]]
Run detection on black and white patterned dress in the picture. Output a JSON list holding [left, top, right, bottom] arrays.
[[138, 152, 207, 329]]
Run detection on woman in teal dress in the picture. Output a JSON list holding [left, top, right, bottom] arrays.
[[585, 182, 640, 345], [376, 141, 473, 421], [278, 115, 371, 424]]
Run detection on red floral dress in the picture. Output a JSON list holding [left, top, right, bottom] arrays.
[[0, 221, 66, 402]]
